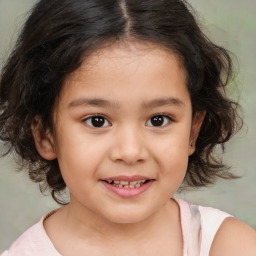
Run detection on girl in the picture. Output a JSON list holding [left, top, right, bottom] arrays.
[[0, 0, 256, 255]]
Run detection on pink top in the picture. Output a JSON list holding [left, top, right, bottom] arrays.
[[174, 199, 232, 256], [1, 199, 232, 256]]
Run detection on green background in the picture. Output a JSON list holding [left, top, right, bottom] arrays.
[[0, 0, 255, 251]]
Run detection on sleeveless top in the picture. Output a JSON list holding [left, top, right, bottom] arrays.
[[175, 199, 232, 256], [1, 199, 232, 256]]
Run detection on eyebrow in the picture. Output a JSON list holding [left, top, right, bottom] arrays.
[[68, 97, 185, 109], [142, 97, 185, 108], [68, 98, 118, 108]]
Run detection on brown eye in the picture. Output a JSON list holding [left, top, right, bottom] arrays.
[[146, 115, 171, 127], [84, 115, 111, 128]]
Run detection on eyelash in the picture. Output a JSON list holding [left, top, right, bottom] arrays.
[[146, 114, 173, 127], [82, 114, 173, 128], [82, 114, 111, 128]]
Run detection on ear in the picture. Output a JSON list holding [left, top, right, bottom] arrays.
[[31, 116, 57, 160], [188, 111, 206, 156]]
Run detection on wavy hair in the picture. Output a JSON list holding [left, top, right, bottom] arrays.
[[0, 0, 242, 204]]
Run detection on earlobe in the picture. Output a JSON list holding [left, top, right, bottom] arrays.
[[188, 111, 206, 156], [31, 116, 57, 160]]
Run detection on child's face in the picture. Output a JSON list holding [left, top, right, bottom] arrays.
[[36, 42, 203, 224]]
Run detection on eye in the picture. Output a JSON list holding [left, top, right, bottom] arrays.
[[83, 115, 111, 128], [146, 115, 172, 127]]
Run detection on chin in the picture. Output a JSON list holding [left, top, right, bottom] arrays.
[[103, 206, 155, 224]]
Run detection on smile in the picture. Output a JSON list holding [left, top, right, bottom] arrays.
[[105, 180, 147, 188], [101, 176, 154, 198]]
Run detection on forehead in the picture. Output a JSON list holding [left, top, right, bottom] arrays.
[[59, 41, 189, 108], [74, 41, 185, 80]]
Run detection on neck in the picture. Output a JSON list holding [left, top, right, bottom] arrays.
[[62, 198, 180, 243]]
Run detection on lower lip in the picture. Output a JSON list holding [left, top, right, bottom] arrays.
[[101, 180, 154, 198]]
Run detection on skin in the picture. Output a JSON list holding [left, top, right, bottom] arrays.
[[32, 42, 256, 255]]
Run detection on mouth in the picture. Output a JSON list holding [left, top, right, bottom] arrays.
[[101, 175, 154, 198], [104, 179, 149, 189]]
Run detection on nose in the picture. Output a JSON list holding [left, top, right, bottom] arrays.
[[109, 125, 149, 165]]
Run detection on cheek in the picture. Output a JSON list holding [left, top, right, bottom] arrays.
[[155, 129, 191, 161], [160, 149, 188, 179], [58, 143, 105, 174], [153, 129, 190, 177], [54, 131, 109, 181], [159, 147, 188, 195]]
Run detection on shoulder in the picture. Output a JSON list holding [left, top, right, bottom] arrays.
[[4, 213, 60, 256], [6, 218, 44, 255], [210, 217, 256, 256], [175, 199, 256, 255]]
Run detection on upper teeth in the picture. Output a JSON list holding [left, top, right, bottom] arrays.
[[106, 180, 145, 184], [105, 180, 147, 188]]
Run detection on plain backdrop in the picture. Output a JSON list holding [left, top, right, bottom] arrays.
[[0, 0, 255, 251]]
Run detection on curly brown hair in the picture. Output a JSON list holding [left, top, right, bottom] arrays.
[[0, 0, 241, 204]]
